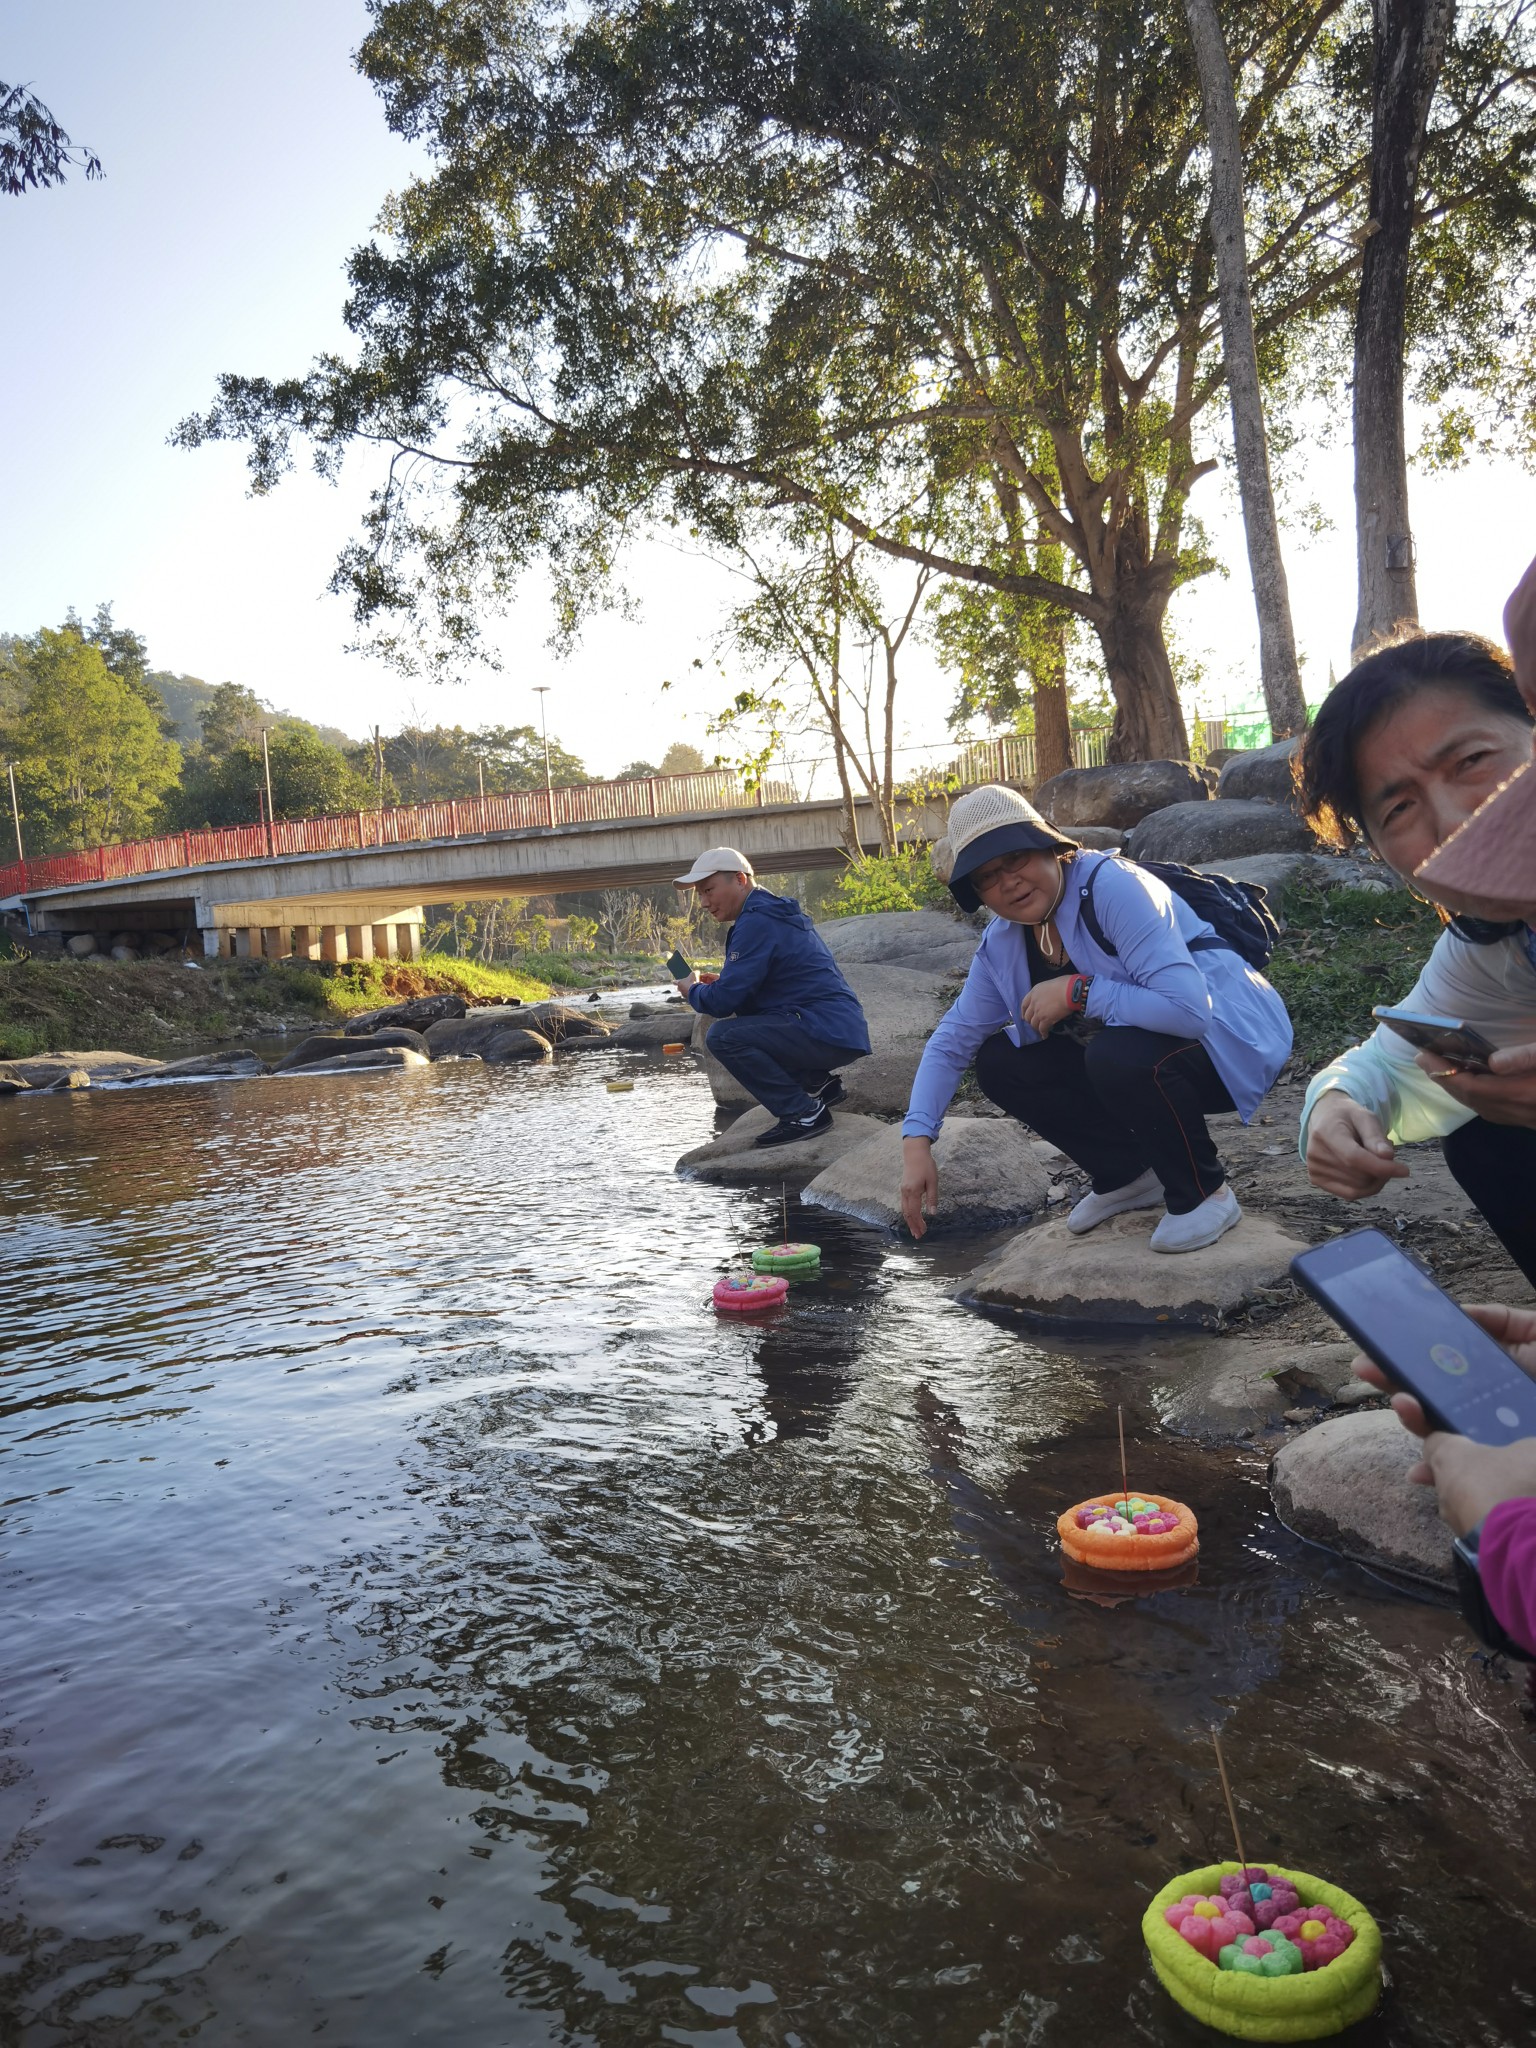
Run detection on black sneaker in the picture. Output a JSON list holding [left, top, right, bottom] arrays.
[[816, 1076, 847, 1108], [753, 1105, 833, 1147]]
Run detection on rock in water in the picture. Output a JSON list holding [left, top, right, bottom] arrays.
[[610, 1012, 695, 1049], [120, 1051, 269, 1082], [955, 1209, 1308, 1328], [1269, 1410, 1453, 1583], [804, 1119, 1050, 1231], [284, 1047, 432, 1075], [0, 1050, 162, 1088], [676, 1104, 885, 1184], [273, 1035, 360, 1074], [1125, 798, 1316, 864], [343, 992, 468, 1036], [1216, 738, 1303, 810], [481, 1029, 554, 1063], [1034, 761, 1208, 829], [502, 1002, 608, 1045]]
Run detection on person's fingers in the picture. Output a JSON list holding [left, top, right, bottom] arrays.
[[1461, 1301, 1536, 1363], [1488, 1042, 1536, 1075], [1352, 1359, 1389, 1389], [1407, 1458, 1433, 1487], [1388, 1390, 1431, 1437]]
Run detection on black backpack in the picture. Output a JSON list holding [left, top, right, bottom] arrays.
[[1077, 856, 1279, 971]]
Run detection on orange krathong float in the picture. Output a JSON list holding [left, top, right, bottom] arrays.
[[1056, 1492, 1199, 1572]]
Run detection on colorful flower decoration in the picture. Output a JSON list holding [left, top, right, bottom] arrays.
[[1217, 1932, 1305, 1977], [1162, 1894, 1256, 1961], [1217, 1865, 1300, 1928], [1273, 1906, 1358, 1971]]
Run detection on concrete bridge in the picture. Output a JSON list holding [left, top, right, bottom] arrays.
[[0, 766, 972, 961]]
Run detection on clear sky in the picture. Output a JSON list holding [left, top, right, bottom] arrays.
[[3, 1, 1532, 776]]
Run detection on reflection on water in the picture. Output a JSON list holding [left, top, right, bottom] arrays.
[[1, 1054, 1532, 2044]]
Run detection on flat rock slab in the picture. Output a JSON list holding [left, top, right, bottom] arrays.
[[0, 1050, 162, 1088], [804, 1118, 1050, 1232], [283, 1047, 431, 1075], [1148, 1338, 1359, 1439], [1270, 1409, 1453, 1584], [956, 1209, 1310, 1328], [676, 1104, 885, 1184], [610, 1013, 694, 1049], [815, 909, 979, 977], [120, 1050, 269, 1083]]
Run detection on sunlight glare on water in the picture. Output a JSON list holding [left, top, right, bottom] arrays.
[[1, 1054, 1532, 2044]]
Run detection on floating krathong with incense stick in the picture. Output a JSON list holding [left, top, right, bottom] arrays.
[[752, 1183, 822, 1276], [1056, 1406, 1199, 1571], [1142, 1733, 1382, 2039]]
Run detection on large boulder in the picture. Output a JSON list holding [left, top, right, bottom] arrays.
[[481, 1029, 554, 1063], [1125, 797, 1315, 864], [803, 1119, 1050, 1232], [344, 992, 468, 1036], [1269, 1410, 1453, 1583], [1217, 737, 1302, 810], [64, 933, 99, 958], [955, 1209, 1309, 1328], [693, 961, 949, 1114], [120, 1050, 268, 1083], [676, 1103, 886, 1183], [1194, 851, 1404, 898], [1059, 825, 1123, 850], [610, 1012, 694, 1049], [815, 909, 979, 977], [274, 1034, 361, 1074], [426, 1011, 545, 1059], [1035, 761, 1208, 830], [0, 1049, 161, 1088], [518, 1002, 610, 1044], [1151, 1338, 1361, 1439]]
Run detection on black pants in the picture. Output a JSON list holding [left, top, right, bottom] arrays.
[[1442, 1117, 1536, 1289], [975, 1027, 1236, 1216]]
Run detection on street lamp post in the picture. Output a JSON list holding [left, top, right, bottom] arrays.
[[260, 727, 277, 855], [5, 761, 23, 864], [532, 686, 553, 825]]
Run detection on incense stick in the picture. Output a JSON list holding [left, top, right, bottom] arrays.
[[1117, 1404, 1129, 1504], [782, 1182, 788, 1247], [1212, 1730, 1250, 1876]]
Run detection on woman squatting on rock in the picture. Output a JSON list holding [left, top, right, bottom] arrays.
[[897, 785, 1293, 1253]]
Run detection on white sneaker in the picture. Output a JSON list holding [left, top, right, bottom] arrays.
[[1066, 1168, 1163, 1236], [1149, 1184, 1242, 1253]]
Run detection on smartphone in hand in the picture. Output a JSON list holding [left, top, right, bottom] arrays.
[[666, 949, 692, 980], [1371, 1005, 1496, 1073], [1291, 1227, 1536, 1444]]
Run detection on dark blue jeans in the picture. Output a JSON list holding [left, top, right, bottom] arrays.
[[706, 1014, 866, 1120]]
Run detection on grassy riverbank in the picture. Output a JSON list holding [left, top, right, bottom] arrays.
[[1267, 881, 1442, 1072], [0, 953, 558, 1060]]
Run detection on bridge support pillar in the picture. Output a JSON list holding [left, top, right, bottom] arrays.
[[320, 926, 343, 962], [291, 926, 321, 962], [231, 926, 263, 960], [344, 924, 374, 962], [395, 922, 420, 962], [263, 926, 289, 960], [202, 926, 223, 960], [370, 923, 396, 961]]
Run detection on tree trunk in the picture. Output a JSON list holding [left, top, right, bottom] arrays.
[[1183, 0, 1308, 739], [1099, 601, 1190, 762], [1351, 0, 1454, 660], [1031, 613, 1074, 782]]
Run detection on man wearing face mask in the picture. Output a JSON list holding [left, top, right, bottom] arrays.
[[672, 847, 870, 1147]]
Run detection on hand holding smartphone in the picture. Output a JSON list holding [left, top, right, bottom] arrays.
[[1372, 1005, 1496, 1073], [1291, 1228, 1536, 1444]]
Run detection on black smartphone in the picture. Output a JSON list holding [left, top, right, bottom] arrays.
[[1371, 1005, 1496, 1073], [666, 949, 692, 980], [1291, 1227, 1536, 1444]]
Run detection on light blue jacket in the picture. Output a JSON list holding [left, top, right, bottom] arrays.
[[902, 851, 1293, 1140]]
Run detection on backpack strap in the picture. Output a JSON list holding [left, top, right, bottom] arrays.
[[1078, 854, 1225, 961]]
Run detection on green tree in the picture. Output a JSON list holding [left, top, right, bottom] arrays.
[[4, 628, 181, 851], [382, 721, 587, 801], [658, 742, 707, 775], [1, 81, 100, 196], [164, 724, 379, 828]]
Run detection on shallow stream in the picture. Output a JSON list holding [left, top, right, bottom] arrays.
[[1, 1051, 1532, 2044]]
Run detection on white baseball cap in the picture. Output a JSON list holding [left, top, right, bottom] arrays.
[[674, 846, 755, 887]]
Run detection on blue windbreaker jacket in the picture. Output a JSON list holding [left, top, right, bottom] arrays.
[[902, 850, 1292, 1139], [687, 888, 872, 1052]]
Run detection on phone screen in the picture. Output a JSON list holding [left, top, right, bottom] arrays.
[[1292, 1229, 1536, 1444], [1371, 1007, 1496, 1071], [666, 949, 692, 980]]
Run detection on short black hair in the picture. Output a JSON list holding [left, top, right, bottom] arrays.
[[1295, 632, 1528, 849]]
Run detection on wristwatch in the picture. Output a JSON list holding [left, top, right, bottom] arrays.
[[1068, 974, 1093, 1014], [1452, 1517, 1533, 1662]]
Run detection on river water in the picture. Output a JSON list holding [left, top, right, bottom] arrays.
[[1, 1047, 1532, 2046]]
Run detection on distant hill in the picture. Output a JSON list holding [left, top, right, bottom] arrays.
[[148, 671, 360, 753]]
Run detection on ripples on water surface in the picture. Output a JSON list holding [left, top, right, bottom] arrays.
[[1, 1054, 1532, 2045]]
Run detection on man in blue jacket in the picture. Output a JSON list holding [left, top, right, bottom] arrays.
[[674, 846, 871, 1146]]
